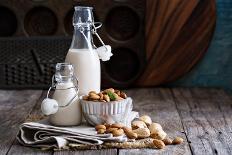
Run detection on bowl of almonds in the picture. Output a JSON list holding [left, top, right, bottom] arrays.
[[80, 88, 133, 126]]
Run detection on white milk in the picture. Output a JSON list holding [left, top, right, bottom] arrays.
[[49, 82, 81, 126], [65, 49, 100, 96]]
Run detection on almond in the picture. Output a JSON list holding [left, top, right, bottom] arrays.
[[125, 130, 138, 139], [120, 92, 127, 99], [98, 92, 104, 100], [97, 129, 106, 134], [114, 93, 123, 101], [133, 128, 150, 139], [139, 115, 152, 126], [122, 126, 132, 133], [89, 93, 100, 100], [115, 90, 121, 96], [103, 94, 110, 102], [132, 121, 147, 129], [112, 129, 124, 137], [104, 88, 114, 93], [163, 137, 172, 145], [111, 123, 124, 129], [104, 124, 111, 129], [149, 123, 163, 133], [95, 124, 106, 130], [150, 129, 167, 140], [82, 95, 89, 100], [172, 137, 184, 144], [153, 139, 165, 149], [89, 91, 97, 95], [106, 127, 118, 133]]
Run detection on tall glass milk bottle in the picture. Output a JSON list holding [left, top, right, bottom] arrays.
[[65, 6, 100, 96]]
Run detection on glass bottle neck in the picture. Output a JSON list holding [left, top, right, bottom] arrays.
[[70, 26, 94, 50]]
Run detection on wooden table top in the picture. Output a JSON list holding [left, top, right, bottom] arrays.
[[0, 88, 232, 155]]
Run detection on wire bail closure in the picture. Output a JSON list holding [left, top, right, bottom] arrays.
[[46, 74, 79, 108]]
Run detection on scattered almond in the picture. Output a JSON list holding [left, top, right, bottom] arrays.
[[172, 137, 184, 144], [112, 129, 124, 137], [125, 130, 138, 139], [150, 129, 167, 140], [95, 124, 106, 130], [153, 139, 165, 149], [132, 121, 147, 129], [139, 115, 152, 126], [106, 127, 118, 133], [97, 129, 106, 134], [133, 128, 150, 139], [104, 124, 111, 129], [122, 126, 132, 133], [111, 123, 124, 129], [149, 123, 163, 133], [162, 137, 172, 145]]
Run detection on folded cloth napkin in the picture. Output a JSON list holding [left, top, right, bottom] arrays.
[[17, 119, 127, 149]]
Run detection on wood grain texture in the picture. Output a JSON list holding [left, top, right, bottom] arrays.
[[138, 0, 216, 86], [120, 89, 191, 155], [0, 90, 42, 155], [7, 91, 52, 155], [172, 88, 232, 155], [1, 88, 232, 155], [53, 149, 117, 155]]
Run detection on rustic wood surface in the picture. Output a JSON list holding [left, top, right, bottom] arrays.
[[138, 0, 216, 86], [0, 88, 231, 155]]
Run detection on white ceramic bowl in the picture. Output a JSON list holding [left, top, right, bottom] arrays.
[[80, 97, 133, 126]]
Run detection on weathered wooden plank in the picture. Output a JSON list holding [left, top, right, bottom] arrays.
[[7, 91, 53, 155], [209, 89, 232, 133], [172, 88, 232, 155], [0, 90, 42, 155], [119, 88, 191, 155], [53, 149, 117, 155]]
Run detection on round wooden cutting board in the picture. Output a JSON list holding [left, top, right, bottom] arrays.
[[137, 0, 216, 86]]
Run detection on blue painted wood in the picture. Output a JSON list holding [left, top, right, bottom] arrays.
[[170, 0, 232, 91]]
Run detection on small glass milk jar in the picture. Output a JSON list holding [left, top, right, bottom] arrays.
[[41, 63, 82, 126]]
